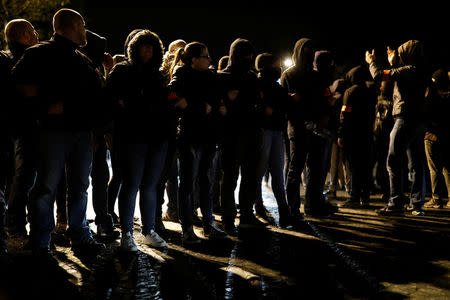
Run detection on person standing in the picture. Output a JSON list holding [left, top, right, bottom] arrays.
[[107, 29, 170, 251], [366, 40, 428, 216], [11, 9, 106, 258]]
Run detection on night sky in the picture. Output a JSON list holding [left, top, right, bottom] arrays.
[[67, 1, 448, 75]]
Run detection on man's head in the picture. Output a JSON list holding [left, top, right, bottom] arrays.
[[53, 8, 86, 46], [4, 19, 39, 47]]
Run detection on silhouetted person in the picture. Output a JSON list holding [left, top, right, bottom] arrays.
[[423, 68, 450, 208], [366, 40, 428, 216], [337, 65, 377, 208], [107, 29, 170, 251], [11, 9, 106, 258], [2, 19, 39, 239], [168, 41, 228, 243]]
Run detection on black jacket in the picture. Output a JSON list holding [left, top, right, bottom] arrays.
[[219, 38, 262, 132], [280, 38, 315, 128], [11, 34, 104, 131], [338, 65, 377, 142], [169, 65, 223, 143], [369, 40, 427, 120], [106, 31, 170, 143], [258, 73, 289, 131]]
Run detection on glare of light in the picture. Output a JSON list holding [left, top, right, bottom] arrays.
[[283, 58, 293, 68]]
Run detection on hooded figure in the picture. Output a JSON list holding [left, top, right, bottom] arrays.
[[80, 30, 107, 70], [367, 39, 428, 215], [280, 38, 314, 128]]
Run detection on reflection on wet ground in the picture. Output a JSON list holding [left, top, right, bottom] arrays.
[[1, 186, 449, 299]]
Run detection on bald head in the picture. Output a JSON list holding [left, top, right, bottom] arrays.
[[4, 19, 39, 47], [53, 8, 86, 46]]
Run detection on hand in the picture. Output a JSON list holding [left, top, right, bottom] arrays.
[[47, 101, 63, 115], [102, 53, 114, 75], [387, 46, 396, 66], [227, 90, 239, 101], [205, 103, 212, 115], [219, 104, 227, 116], [337, 137, 344, 148], [265, 106, 274, 116], [365, 49, 375, 64], [174, 97, 188, 110]]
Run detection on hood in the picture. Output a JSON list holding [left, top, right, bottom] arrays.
[[127, 29, 164, 69], [80, 30, 107, 68], [345, 65, 368, 86], [330, 78, 347, 101], [124, 29, 144, 57], [397, 40, 424, 66], [225, 38, 255, 72], [291, 38, 313, 72], [313, 50, 334, 73]]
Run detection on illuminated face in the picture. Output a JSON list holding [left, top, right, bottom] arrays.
[[192, 48, 211, 71], [74, 18, 87, 46], [138, 44, 154, 63], [24, 22, 39, 46]]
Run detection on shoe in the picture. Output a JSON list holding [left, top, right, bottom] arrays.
[[339, 199, 361, 208], [72, 238, 106, 257], [223, 222, 238, 236], [204, 223, 228, 240], [326, 190, 337, 198], [120, 231, 138, 252], [111, 212, 120, 226], [191, 213, 203, 227], [144, 230, 167, 248], [254, 204, 275, 223], [376, 205, 404, 216], [239, 214, 267, 228], [33, 247, 58, 267], [406, 205, 425, 216], [360, 199, 370, 208], [162, 209, 178, 222], [8, 226, 27, 237], [182, 228, 201, 244], [424, 199, 443, 209], [324, 201, 339, 213], [97, 224, 120, 239]]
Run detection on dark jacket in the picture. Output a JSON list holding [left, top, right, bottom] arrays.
[[106, 30, 170, 143], [169, 65, 223, 143], [11, 34, 104, 131], [369, 40, 427, 120], [423, 68, 450, 141], [280, 38, 314, 128], [258, 72, 289, 131], [338, 65, 377, 142], [219, 38, 262, 132]]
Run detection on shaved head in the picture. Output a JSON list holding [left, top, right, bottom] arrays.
[[53, 8, 83, 32], [52, 8, 86, 46], [4, 19, 38, 46]]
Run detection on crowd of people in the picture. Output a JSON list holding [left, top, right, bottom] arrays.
[[0, 8, 448, 260]]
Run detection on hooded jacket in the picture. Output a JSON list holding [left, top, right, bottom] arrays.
[[11, 34, 104, 131], [338, 65, 376, 141], [106, 30, 170, 142], [280, 38, 314, 128], [219, 38, 262, 131], [369, 40, 427, 119]]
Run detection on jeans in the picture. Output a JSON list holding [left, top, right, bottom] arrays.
[[286, 123, 307, 214], [424, 138, 450, 201], [256, 129, 290, 216], [31, 129, 93, 250], [178, 140, 217, 229], [221, 128, 263, 223], [327, 141, 350, 192], [92, 133, 113, 227], [7, 134, 37, 231], [118, 139, 168, 235], [387, 118, 426, 207]]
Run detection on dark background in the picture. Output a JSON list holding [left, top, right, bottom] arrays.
[[63, 1, 448, 76]]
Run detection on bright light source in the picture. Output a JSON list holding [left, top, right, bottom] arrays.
[[283, 58, 293, 68]]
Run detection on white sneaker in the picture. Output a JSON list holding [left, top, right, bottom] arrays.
[[120, 231, 138, 252], [144, 230, 167, 248]]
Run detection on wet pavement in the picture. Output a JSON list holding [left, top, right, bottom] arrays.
[[1, 185, 449, 300]]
